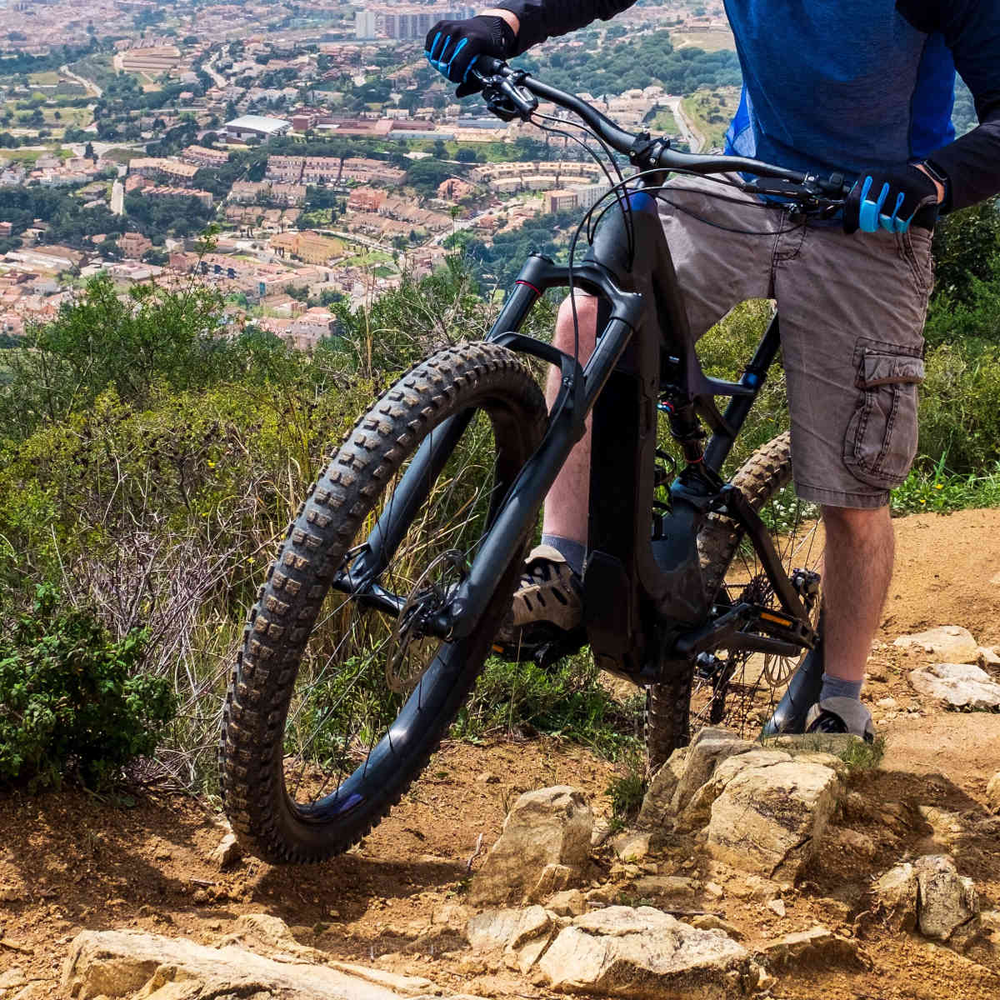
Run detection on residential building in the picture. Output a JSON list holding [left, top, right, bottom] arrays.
[[269, 229, 344, 265], [286, 307, 335, 350], [119, 232, 153, 259], [128, 158, 200, 185], [355, 5, 475, 40], [182, 145, 230, 168], [547, 190, 579, 213], [348, 187, 386, 212]]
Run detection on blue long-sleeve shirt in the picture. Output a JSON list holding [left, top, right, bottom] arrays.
[[495, 0, 1000, 211]]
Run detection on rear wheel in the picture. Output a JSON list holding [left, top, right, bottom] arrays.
[[220, 342, 546, 862], [645, 432, 824, 769]]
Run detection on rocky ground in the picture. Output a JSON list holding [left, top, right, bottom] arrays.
[[3, 508, 1000, 1000]]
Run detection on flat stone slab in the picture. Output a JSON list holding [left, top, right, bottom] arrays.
[[894, 626, 980, 664], [62, 929, 436, 1000], [909, 663, 1000, 711], [536, 905, 751, 999]]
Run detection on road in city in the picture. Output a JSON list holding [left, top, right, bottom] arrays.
[[665, 96, 705, 153], [60, 64, 103, 99]]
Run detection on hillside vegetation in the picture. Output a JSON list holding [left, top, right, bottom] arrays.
[[1, 201, 999, 790]]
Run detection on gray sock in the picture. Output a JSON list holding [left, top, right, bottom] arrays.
[[540, 533, 586, 577], [819, 673, 863, 702]]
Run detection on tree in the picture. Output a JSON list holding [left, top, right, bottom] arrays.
[[142, 247, 170, 266], [0, 273, 235, 439], [84, 141, 95, 161], [931, 197, 1000, 305]]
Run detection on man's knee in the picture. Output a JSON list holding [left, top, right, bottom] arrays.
[[821, 503, 892, 539], [554, 293, 599, 350]]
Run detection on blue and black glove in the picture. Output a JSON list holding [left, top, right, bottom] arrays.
[[843, 162, 945, 234], [425, 15, 516, 97]]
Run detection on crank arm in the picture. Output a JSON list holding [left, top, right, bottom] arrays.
[[673, 603, 754, 658], [673, 602, 812, 661]]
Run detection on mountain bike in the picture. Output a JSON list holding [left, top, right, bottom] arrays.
[[220, 58, 850, 863]]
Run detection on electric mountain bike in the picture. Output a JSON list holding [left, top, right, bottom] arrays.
[[220, 59, 851, 863]]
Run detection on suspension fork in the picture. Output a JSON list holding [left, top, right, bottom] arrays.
[[339, 257, 642, 633], [344, 276, 546, 589]]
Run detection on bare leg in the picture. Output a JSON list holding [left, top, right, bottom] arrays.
[[541, 293, 599, 544], [820, 504, 895, 684]]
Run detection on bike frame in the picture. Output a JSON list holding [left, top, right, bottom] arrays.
[[340, 174, 817, 687]]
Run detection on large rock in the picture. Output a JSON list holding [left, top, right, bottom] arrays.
[[894, 626, 980, 664], [987, 773, 1000, 815], [706, 760, 841, 878], [637, 729, 755, 831], [909, 663, 1000, 711], [914, 854, 979, 941], [465, 906, 552, 954], [675, 749, 792, 834], [61, 929, 435, 1000], [211, 828, 242, 869], [871, 855, 978, 941], [536, 905, 751, 999], [636, 746, 689, 830], [669, 730, 757, 819], [470, 786, 593, 905]]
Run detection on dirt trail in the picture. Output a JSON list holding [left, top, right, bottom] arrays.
[[3, 509, 1000, 999]]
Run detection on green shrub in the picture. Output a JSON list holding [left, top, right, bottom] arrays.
[[453, 652, 643, 760], [918, 342, 1000, 473], [605, 746, 648, 828], [0, 584, 176, 790]]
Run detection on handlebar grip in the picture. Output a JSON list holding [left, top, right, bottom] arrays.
[[472, 55, 508, 78]]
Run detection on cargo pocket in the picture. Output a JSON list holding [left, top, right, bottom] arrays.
[[843, 340, 925, 490]]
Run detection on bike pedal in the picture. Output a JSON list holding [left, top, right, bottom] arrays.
[[534, 628, 587, 668], [492, 626, 587, 668]]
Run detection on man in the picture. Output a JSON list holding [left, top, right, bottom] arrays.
[[425, 2, 1000, 738]]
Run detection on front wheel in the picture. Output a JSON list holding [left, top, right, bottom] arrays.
[[645, 432, 825, 769], [220, 342, 547, 863]]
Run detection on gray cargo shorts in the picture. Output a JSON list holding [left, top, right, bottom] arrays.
[[659, 173, 933, 509]]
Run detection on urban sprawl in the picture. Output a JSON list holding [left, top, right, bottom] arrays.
[[0, 0, 736, 350]]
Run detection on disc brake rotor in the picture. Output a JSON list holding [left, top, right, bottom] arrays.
[[385, 549, 469, 695]]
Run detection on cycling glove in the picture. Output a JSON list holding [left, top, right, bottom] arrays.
[[425, 16, 516, 96], [843, 163, 943, 234]]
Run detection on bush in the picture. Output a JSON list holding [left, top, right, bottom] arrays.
[[605, 746, 648, 828], [0, 584, 176, 790], [918, 342, 1000, 473], [453, 652, 644, 759]]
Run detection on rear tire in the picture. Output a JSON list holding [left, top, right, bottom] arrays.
[[220, 342, 546, 862], [645, 432, 824, 769]]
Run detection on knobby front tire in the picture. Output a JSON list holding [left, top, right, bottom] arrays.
[[220, 342, 546, 863]]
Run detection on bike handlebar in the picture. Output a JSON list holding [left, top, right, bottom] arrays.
[[471, 57, 851, 201]]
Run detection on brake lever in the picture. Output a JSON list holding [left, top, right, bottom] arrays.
[[471, 64, 538, 122], [740, 171, 848, 219]]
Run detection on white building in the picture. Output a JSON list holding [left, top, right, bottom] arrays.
[[223, 115, 293, 142]]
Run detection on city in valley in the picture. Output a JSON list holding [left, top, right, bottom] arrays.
[[0, 0, 739, 349]]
